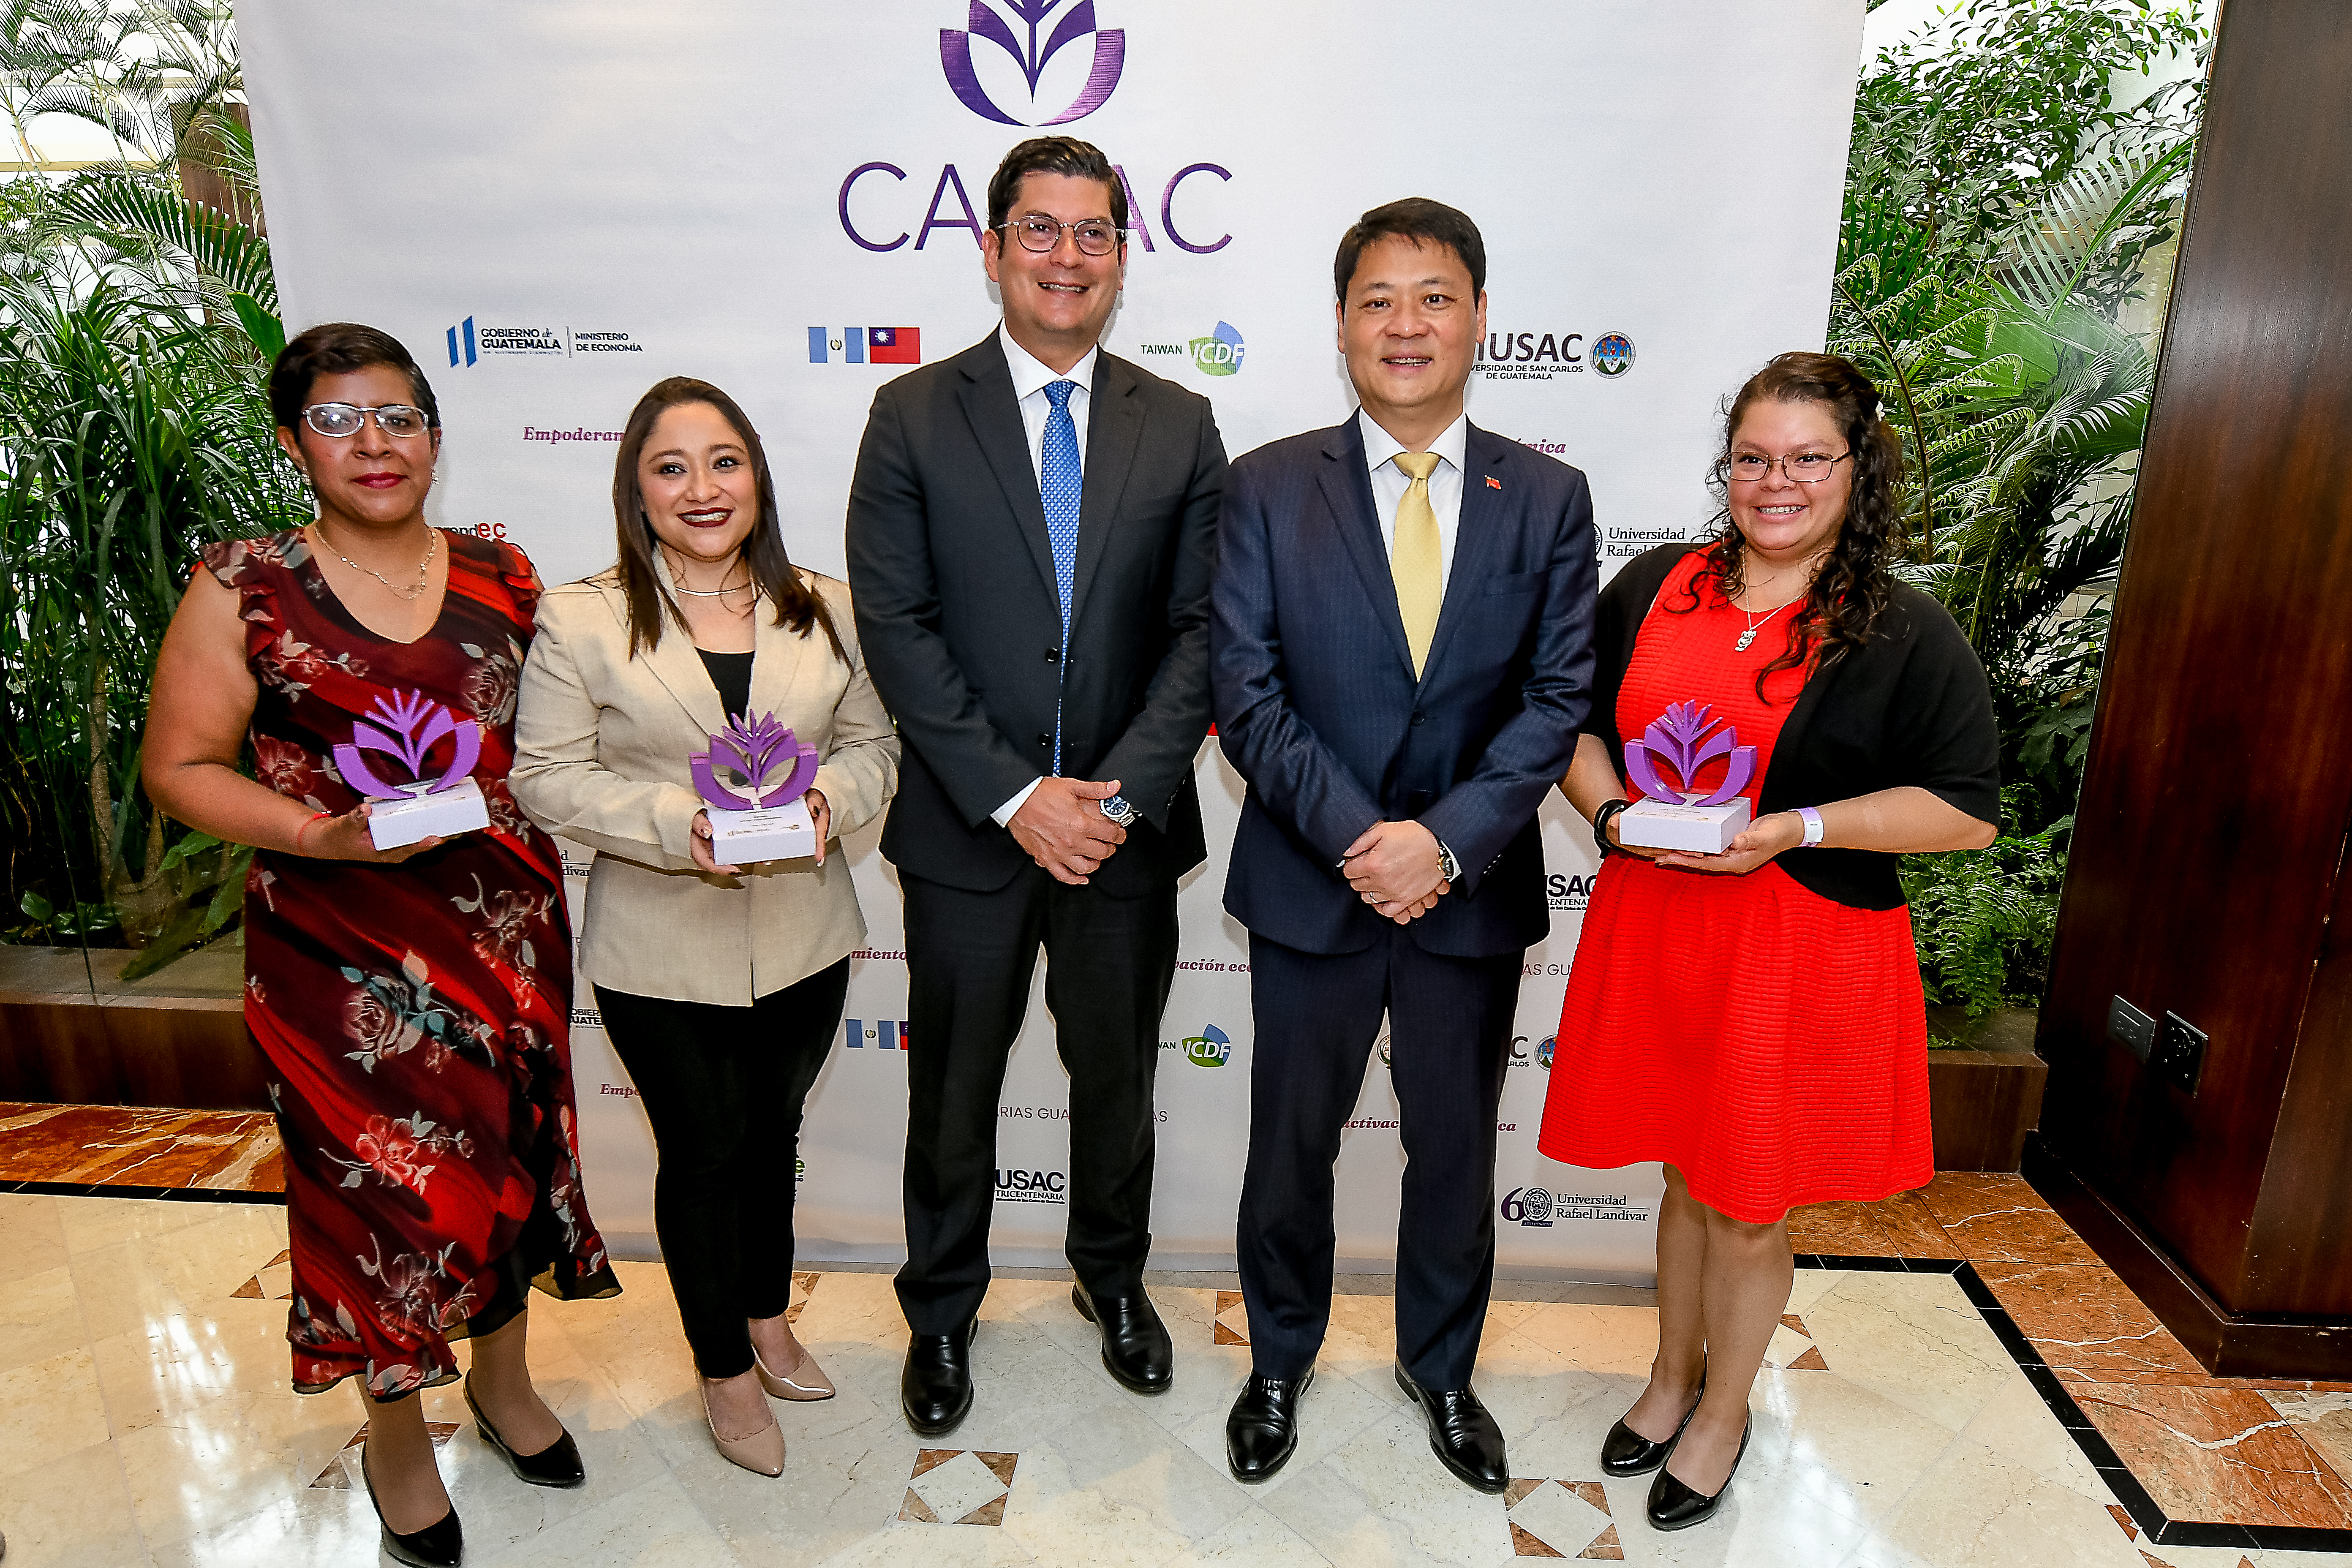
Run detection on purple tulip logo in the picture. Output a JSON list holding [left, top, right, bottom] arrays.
[[942, 0, 1125, 127], [333, 689, 481, 800], [1624, 702, 1756, 807], [692, 713, 819, 812]]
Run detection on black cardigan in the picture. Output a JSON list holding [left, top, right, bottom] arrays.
[[1590, 544, 2002, 911]]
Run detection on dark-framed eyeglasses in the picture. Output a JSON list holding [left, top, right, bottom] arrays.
[[302, 403, 433, 439], [1728, 449, 1850, 485], [1000, 215, 1125, 256]]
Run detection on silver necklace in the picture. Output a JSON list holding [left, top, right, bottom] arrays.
[[1735, 593, 1802, 651], [673, 579, 754, 599], [315, 523, 436, 600]]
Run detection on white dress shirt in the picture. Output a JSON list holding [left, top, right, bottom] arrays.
[[992, 324, 1101, 825], [1360, 407, 1469, 598]]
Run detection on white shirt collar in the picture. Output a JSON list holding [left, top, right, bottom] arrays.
[[1359, 407, 1469, 476], [999, 323, 1097, 402]]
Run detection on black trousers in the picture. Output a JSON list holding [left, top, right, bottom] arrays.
[[1237, 928, 1522, 1391], [594, 959, 848, 1379], [895, 865, 1177, 1334]]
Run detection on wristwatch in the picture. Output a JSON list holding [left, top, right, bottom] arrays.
[[1100, 794, 1139, 828], [1435, 838, 1459, 884]]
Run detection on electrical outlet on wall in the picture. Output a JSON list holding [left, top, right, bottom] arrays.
[[2156, 1010, 2209, 1095], [2108, 996, 2157, 1064]]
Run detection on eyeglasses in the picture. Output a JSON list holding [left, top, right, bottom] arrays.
[[1000, 215, 1125, 256], [1727, 450, 1850, 485], [302, 403, 433, 439]]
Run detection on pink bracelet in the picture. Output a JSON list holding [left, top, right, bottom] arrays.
[[1794, 807, 1825, 847]]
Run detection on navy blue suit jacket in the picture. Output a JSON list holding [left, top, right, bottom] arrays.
[[1210, 417, 1598, 957]]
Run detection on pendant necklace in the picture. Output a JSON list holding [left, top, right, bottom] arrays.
[[314, 523, 436, 600], [1735, 593, 1801, 652]]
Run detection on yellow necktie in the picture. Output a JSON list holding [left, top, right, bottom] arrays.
[[1391, 450, 1443, 678]]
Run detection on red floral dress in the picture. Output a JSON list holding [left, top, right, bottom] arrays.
[[1536, 553, 1933, 1222], [202, 528, 618, 1399]]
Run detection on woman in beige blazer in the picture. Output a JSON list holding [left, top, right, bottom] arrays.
[[512, 377, 897, 1478]]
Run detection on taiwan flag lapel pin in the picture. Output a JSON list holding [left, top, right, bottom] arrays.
[[1485, 475, 1502, 489]]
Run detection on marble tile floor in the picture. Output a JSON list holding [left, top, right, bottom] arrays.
[[2, 1104, 2348, 1563]]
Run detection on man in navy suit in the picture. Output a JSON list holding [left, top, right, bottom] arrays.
[[1209, 199, 1598, 1490]]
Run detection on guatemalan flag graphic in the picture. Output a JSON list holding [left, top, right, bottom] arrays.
[[807, 327, 922, 365]]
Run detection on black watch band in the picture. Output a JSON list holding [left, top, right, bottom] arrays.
[[1592, 798, 1633, 858]]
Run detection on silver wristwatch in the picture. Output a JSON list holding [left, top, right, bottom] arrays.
[[1435, 839, 1460, 883], [1100, 794, 1139, 828]]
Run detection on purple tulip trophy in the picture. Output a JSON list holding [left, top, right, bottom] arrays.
[[691, 713, 819, 813], [333, 688, 481, 799], [1625, 701, 1756, 807]]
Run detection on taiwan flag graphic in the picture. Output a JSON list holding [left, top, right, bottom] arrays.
[[807, 327, 922, 365]]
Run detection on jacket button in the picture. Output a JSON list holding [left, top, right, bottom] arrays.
[[1410, 710, 1426, 726], [1045, 648, 1060, 662], [1037, 733, 1051, 748]]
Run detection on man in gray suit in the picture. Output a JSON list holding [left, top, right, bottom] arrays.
[[846, 135, 1228, 1436]]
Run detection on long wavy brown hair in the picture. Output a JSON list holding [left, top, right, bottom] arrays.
[[1673, 351, 1908, 698], [609, 376, 845, 662]]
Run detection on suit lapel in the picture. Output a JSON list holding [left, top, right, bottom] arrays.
[[955, 338, 1059, 605], [610, 560, 728, 738], [1318, 419, 1416, 679], [1420, 423, 1511, 679], [1069, 354, 1144, 634], [747, 574, 818, 727]]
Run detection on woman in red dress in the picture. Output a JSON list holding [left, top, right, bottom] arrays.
[[146, 324, 619, 1568], [1537, 353, 2000, 1531]]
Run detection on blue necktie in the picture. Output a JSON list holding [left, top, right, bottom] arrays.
[[1040, 379, 1081, 774]]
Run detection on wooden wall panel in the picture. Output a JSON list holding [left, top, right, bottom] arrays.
[[2038, 0, 2352, 1325]]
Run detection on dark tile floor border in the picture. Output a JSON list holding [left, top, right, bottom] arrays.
[[1797, 1253, 2352, 1554], [7, 1185, 2339, 1552]]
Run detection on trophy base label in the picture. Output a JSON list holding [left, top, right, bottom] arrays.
[[366, 777, 491, 850], [706, 798, 817, 865], [1618, 795, 1752, 855]]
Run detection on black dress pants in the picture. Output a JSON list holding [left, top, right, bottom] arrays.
[[1237, 928, 1521, 1391], [895, 865, 1177, 1334], [595, 959, 848, 1379]]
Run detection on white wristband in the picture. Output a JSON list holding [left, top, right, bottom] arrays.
[[1795, 807, 1825, 847]]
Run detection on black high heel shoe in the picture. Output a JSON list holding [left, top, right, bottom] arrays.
[[1600, 1397, 1698, 1478], [1646, 1414, 1750, 1532], [464, 1377, 585, 1488], [360, 1434, 463, 1567], [1600, 1358, 1705, 1478]]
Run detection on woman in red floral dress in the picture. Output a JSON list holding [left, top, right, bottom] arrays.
[[147, 324, 618, 1568], [1537, 354, 2000, 1532]]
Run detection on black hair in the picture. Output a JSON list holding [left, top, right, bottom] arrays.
[[1675, 351, 1910, 697], [608, 376, 845, 664], [985, 135, 1126, 234], [1334, 197, 1486, 302], [268, 322, 440, 437]]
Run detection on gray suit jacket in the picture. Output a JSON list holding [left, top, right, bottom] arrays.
[[845, 334, 1226, 896]]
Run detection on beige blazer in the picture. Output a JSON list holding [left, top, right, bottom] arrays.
[[512, 563, 899, 1006]]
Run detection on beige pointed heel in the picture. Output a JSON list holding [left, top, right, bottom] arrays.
[[753, 1342, 836, 1401], [700, 1382, 785, 1476]]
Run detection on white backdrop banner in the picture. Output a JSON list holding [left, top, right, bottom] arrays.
[[241, 0, 1862, 1280]]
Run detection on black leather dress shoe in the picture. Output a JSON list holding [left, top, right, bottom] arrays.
[[1647, 1415, 1751, 1531], [1600, 1397, 1699, 1477], [901, 1318, 978, 1437], [1226, 1369, 1312, 1482], [464, 1378, 585, 1488], [361, 1438, 463, 1568], [1394, 1362, 1510, 1493], [1071, 1283, 1173, 1394]]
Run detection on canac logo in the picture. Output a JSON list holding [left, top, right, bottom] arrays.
[[845, 1017, 910, 1050], [942, 0, 1125, 127]]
